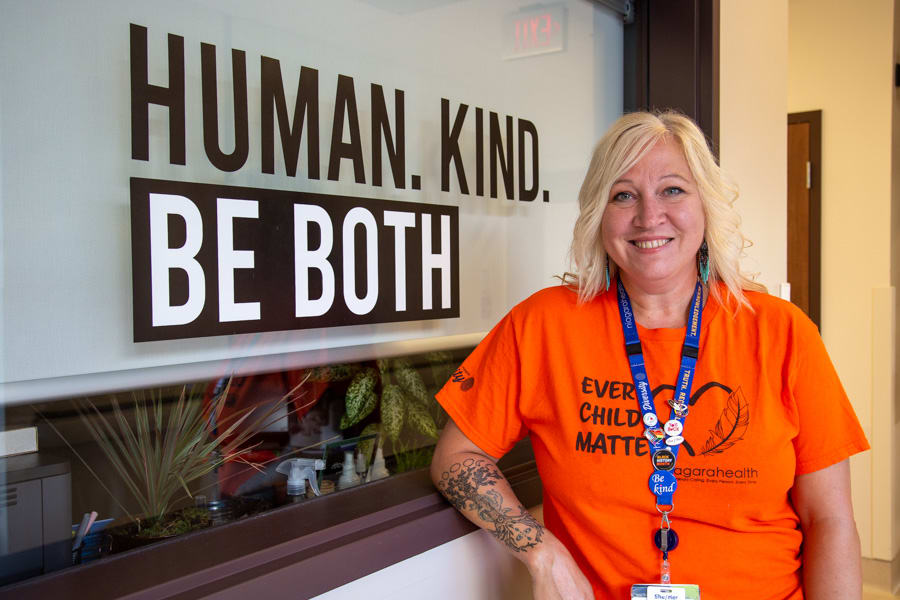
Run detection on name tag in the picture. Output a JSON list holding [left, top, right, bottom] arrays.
[[630, 583, 701, 600]]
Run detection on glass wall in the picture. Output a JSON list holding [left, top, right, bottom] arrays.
[[2, 348, 467, 582], [0, 0, 623, 589]]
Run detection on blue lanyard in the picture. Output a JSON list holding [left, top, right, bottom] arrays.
[[616, 279, 704, 508]]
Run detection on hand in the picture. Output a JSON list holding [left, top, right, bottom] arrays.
[[525, 533, 594, 600]]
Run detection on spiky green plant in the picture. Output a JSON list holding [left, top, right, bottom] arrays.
[[75, 378, 308, 523]]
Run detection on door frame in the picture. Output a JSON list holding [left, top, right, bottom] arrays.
[[787, 110, 822, 328]]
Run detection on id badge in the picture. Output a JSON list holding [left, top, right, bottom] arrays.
[[630, 583, 701, 599]]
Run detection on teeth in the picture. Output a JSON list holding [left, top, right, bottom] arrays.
[[634, 239, 671, 249]]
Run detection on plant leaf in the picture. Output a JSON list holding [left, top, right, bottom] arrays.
[[343, 368, 378, 426], [407, 402, 439, 439], [308, 363, 357, 382], [341, 389, 377, 429], [393, 359, 429, 405], [77, 398, 152, 517], [425, 351, 455, 387], [35, 403, 138, 523], [380, 384, 406, 442], [71, 376, 301, 522], [376, 358, 392, 379]]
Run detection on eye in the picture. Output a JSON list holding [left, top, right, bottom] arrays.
[[662, 186, 685, 197], [611, 191, 635, 203]]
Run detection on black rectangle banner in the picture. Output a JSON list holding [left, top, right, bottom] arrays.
[[131, 178, 459, 342]]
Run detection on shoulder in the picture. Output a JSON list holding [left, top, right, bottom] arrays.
[[499, 285, 603, 337], [725, 288, 820, 341], [519, 284, 580, 307], [508, 285, 586, 321], [742, 289, 812, 322]]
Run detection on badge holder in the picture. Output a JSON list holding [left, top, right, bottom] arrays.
[[629, 505, 700, 598], [619, 280, 704, 599], [630, 584, 701, 599], [631, 454, 702, 597]]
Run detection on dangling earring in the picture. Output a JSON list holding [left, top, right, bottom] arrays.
[[698, 240, 710, 284], [604, 260, 611, 291]]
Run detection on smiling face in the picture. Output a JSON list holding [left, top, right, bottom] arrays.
[[601, 137, 705, 294]]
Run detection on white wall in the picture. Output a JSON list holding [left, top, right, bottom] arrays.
[[308, 529, 533, 600]]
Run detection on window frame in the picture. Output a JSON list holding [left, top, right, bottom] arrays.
[[4, 442, 540, 599]]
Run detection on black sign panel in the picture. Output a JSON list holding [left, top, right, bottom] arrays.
[[131, 178, 459, 342]]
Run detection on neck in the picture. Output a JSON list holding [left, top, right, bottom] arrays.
[[619, 273, 703, 329]]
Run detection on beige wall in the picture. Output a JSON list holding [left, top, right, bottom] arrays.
[[788, 0, 896, 562], [893, 0, 900, 572], [721, 0, 897, 565], [719, 0, 789, 292]]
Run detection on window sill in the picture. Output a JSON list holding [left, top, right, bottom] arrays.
[[3, 441, 540, 599]]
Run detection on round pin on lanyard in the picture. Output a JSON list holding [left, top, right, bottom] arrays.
[[616, 279, 704, 584]]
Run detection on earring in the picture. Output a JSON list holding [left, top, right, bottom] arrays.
[[698, 240, 710, 284], [604, 260, 611, 291]]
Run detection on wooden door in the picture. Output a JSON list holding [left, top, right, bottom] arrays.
[[786, 111, 821, 328]]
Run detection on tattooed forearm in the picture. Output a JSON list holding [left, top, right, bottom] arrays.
[[437, 457, 544, 553]]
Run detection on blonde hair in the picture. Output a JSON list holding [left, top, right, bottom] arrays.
[[563, 110, 765, 309]]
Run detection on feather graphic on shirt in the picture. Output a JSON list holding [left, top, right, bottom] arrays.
[[699, 386, 749, 455]]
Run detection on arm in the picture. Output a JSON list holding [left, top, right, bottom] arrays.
[[790, 459, 862, 600], [430, 419, 593, 600]]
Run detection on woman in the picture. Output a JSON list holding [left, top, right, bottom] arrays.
[[430, 111, 869, 599]]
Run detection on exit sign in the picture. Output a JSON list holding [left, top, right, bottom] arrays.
[[504, 5, 566, 60]]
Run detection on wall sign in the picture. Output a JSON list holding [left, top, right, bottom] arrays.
[[0, 0, 622, 398], [129, 23, 541, 341], [131, 178, 458, 341]]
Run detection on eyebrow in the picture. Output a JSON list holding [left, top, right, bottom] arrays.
[[613, 173, 691, 185]]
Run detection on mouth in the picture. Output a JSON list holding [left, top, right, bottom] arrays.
[[630, 238, 673, 249]]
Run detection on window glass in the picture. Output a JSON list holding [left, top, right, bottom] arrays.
[[2, 348, 468, 581], [0, 0, 622, 401], [0, 0, 624, 588]]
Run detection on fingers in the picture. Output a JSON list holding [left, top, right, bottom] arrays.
[[530, 547, 594, 600]]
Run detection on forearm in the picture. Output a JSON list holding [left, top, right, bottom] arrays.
[[430, 450, 546, 560], [801, 517, 862, 600], [429, 420, 593, 599]]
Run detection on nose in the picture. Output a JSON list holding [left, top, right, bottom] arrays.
[[634, 194, 666, 228]]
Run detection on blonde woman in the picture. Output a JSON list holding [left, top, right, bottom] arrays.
[[431, 111, 868, 599]]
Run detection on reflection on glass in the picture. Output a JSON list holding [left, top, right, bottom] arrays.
[[0, 347, 469, 585]]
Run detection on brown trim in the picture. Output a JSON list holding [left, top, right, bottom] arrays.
[[788, 110, 823, 329], [698, 0, 719, 155], [625, 0, 720, 154], [623, 0, 648, 113], [1, 442, 540, 600]]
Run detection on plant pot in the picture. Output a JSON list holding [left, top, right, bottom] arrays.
[[106, 496, 265, 554], [107, 506, 213, 553]]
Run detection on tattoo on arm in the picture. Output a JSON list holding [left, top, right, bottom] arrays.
[[437, 457, 544, 553]]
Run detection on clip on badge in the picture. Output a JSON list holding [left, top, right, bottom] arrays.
[[630, 584, 701, 599]]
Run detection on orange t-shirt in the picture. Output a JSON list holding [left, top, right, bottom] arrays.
[[436, 285, 869, 600]]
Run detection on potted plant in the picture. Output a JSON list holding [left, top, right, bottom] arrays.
[[334, 354, 452, 472], [70, 378, 309, 550]]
